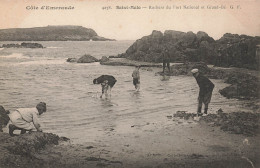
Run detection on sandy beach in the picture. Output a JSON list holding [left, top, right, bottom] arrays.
[[1, 60, 259, 168]]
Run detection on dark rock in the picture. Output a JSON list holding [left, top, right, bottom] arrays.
[[219, 72, 259, 99], [119, 30, 259, 70], [77, 54, 98, 63], [173, 111, 197, 120], [21, 42, 43, 48], [0, 131, 68, 167], [0, 106, 10, 132], [215, 34, 260, 70], [67, 58, 78, 63], [201, 111, 260, 136], [100, 56, 109, 62], [122, 30, 216, 64], [2, 42, 43, 48]]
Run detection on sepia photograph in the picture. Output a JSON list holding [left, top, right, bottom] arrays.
[[0, 0, 259, 167]]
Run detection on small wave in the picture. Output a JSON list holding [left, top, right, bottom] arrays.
[[0, 48, 4, 51], [0, 53, 30, 59], [18, 59, 66, 65]]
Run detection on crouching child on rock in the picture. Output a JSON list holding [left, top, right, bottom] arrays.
[[8, 102, 47, 136], [191, 69, 214, 116]]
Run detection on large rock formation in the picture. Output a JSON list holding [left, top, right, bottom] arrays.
[[215, 33, 260, 70], [0, 26, 115, 41], [123, 30, 216, 64], [119, 30, 260, 70]]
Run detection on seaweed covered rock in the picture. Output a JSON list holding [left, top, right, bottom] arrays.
[[0, 131, 69, 167], [77, 54, 98, 63], [201, 111, 260, 136], [173, 110, 260, 136], [0, 106, 10, 132], [219, 72, 260, 99]]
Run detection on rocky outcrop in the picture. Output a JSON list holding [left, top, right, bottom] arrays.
[[215, 33, 260, 70], [1, 42, 44, 48], [118, 30, 260, 70], [123, 30, 216, 64], [0, 26, 114, 41], [77, 54, 98, 63], [219, 73, 259, 99]]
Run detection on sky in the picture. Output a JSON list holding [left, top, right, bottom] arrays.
[[0, 0, 259, 40]]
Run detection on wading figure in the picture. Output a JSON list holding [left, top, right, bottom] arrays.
[[8, 102, 47, 136], [93, 75, 117, 98], [162, 48, 171, 73], [191, 69, 214, 116], [132, 65, 140, 92]]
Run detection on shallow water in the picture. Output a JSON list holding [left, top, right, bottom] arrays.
[[0, 41, 248, 144]]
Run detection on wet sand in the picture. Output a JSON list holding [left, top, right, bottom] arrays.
[[1, 109, 259, 168]]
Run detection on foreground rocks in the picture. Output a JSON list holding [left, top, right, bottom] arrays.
[[173, 110, 260, 136], [1, 42, 44, 48], [0, 132, 69, 168], [0, 106, 9, 132]]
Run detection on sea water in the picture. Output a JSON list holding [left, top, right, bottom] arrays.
[[0, 41, 247, 144]]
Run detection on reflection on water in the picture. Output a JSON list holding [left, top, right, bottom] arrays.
[[0, 41, 249, 144]]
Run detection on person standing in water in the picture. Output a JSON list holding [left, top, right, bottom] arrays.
[[191, 69, 214, 116], [93, 75, 117, 98], [132, 65, 140, 92], [162, 48, 171, 73]]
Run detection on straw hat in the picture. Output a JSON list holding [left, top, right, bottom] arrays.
[[191, 69, 199, 74]]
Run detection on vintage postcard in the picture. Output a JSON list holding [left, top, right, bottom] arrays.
[[0, 0, 259, 167]]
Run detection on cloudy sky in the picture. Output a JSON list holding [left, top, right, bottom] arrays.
[[0, 0, 259, 40]]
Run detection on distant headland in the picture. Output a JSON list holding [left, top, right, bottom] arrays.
[[0, 25, 115, 41]]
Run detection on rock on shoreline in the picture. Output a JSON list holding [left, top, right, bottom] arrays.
[[0, 131, 69, 168], [67, 54, 99, 63], [173, 109, 260, 136]]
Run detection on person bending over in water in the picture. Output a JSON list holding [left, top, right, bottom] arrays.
[[93, 75, 117, 98], [8, 102, 47, 136], [132, 65, 140, 92], [191, 69, 214, 116]]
